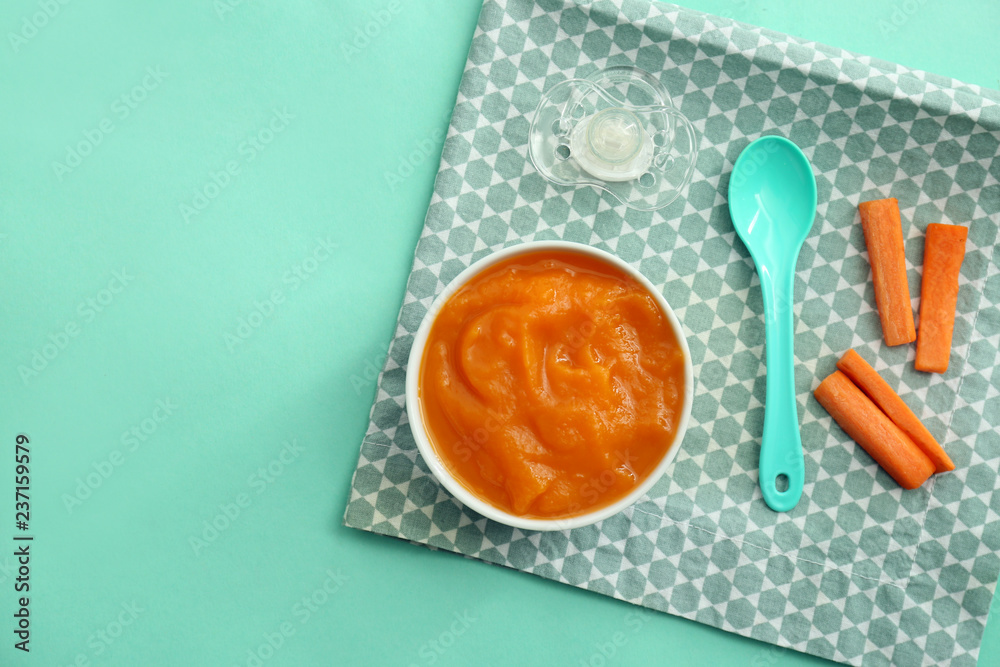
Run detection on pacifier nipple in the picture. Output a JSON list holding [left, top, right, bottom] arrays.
[[588, 109, 642, 163], [571, 107, 654, 183], [527, 66, 699, 211]]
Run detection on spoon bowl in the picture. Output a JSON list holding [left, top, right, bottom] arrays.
[[729, 136, 816, 264], [728, 136, 817, 512]]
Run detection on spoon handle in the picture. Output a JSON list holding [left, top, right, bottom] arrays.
[[758, 266, 805, 512]]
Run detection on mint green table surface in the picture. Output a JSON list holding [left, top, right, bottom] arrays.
[[2, 1, 998, 666]]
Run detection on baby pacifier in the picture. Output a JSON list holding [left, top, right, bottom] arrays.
[[528, 66, 698, 211]]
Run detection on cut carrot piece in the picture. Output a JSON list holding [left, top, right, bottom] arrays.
[[915, 223, 968, 374], [814, 370, 934, 490], [858, 198, 916, 346], [837, 349, 954, 472]]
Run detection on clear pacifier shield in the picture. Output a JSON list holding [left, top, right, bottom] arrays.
[[528, 67, 699, 211]]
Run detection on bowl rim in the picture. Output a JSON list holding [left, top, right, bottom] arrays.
[[404, 240, 694, 532]]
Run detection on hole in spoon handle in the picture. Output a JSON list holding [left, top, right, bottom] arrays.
[[762, 461, 803, 512], [775, 474, 789, 493]]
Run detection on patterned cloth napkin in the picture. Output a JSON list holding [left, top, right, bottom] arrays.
[[344, 1, 1000, 664]]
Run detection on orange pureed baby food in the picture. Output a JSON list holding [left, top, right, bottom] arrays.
[[419, 250, 687, 519]]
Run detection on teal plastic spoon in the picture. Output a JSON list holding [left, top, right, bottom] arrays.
[[727, 136, 816, 512]]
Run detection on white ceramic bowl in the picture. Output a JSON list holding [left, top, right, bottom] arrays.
[[405, 241, 693, 531]]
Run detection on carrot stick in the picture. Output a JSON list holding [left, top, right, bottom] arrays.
[[915, 223, 968, 374], [814, 370, 935, 489], [858, 198, 916, 346], [837, 349, 954, 472]]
